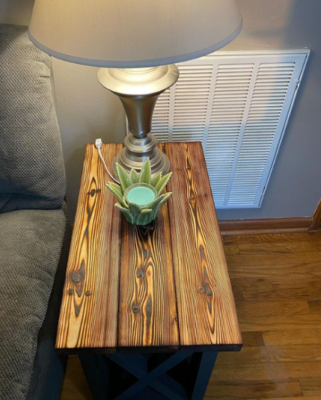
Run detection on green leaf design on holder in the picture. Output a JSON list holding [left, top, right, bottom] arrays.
[[139, 158, 151, 184], [126, 201, 142, 218], [130, 169, 139, 184], [146, 192, 171, 211], [136, 209, 153, 226], [151, 172, 162, 187], [116, 163, 132, 191], [106, 158, 172, 226], [155, 172, 172, 195], [106, 182, 128, 208], [115, 203, 135, 224], [153, 192, 172, 217]]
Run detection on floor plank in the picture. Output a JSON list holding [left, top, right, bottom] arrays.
[[299, 377, 321, 397], [216, 344, 321, 365], [255, 397, 321, 400], [236, 240, 321, 254], [236, 300, 310, 318], [211, 361, 321, 381], [61, 356, 93, 400], [263, 328, 321, 346], [241, 331, 265, 347], [308, 299, 321, 313], [60, 230, 321, 400], [240, 313, 321, 332], [204, 380, 302, 399], [232, 275, 321, 302]]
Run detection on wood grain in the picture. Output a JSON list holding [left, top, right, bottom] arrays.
[[240, 313, 321, 332], [57, 142, 241, 352], [118, 203, 179, 349], [217, 344, 321, 365], [165, 142, 242, 349], [204, 380, 302, 399], [236, 300, 310, 318], [246, 397, 321, 400], [225, 251, 321, 271], [241, 331, 265, 347], [56, 144, 122, 350], [231, 275, 321, 302], [60, 229, 321, 400], [308, 299, 321, 313], [263, 328, 321, 346], [211, 361, 321, 381], [118, 143, 179, 349], [61, 356, 93, 400], [299, 377, 321, 397]]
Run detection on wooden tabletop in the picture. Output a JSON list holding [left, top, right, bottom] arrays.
[[56, 142, 242, 353]]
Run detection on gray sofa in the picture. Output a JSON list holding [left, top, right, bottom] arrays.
[[0, 24, 71, 400]]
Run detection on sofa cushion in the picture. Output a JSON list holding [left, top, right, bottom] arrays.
[[26, 205, 70, 400], [0, 208, 68, 400], [0, 24, 66, 213]]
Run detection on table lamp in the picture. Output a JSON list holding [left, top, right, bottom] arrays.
[[29, 0, 242, 177]]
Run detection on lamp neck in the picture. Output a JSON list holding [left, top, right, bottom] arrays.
[[98, 65, 179, 137], [118, 92, 162, 138]]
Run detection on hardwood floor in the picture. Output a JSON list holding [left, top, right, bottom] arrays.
[[60, 230, 321, 400]]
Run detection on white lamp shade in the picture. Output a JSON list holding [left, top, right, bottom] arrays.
[[29, 0, 242, 68]]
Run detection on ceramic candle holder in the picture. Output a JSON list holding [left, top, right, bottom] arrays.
[[124, 183, 157, 206], [106, 158, 172, 226]]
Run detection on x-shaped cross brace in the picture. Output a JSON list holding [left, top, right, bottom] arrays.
[[80, 351, 218, 400], [107, 352, 191, 400]]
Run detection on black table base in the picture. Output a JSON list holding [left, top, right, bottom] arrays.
[[80, 351, 218, 400]]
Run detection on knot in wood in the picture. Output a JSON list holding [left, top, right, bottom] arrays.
[[189, 193, 196, 202], [87, 188, 101, 197], [204, 283, 213, 297], [68, 289, 74, 295], [198, 284, 213, 297], [136, 269, 145, 279], [132, 304, 140, 314], [70, 271, 82, 283], [85, 291, 91, 296]]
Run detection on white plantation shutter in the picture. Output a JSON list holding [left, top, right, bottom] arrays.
[[127, 51, 310, 208], [152, 89, 171, 142], [206, 63, 255, 206]]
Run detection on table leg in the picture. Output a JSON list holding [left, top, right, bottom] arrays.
[[79, 354, 111, 400], [190, 352, 218, 400], [79, 351, 218, 400]]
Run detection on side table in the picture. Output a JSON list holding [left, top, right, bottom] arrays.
[[56, 142, 242, 400]]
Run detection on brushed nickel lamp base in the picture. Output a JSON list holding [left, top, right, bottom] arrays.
[[98, 65, 179, 177]]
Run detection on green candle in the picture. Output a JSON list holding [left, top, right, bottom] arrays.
[[126, 185, 156, 206]]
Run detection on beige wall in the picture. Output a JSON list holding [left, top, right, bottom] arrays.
[[1, 0, 321, 220], [0, 0, 125, 219]]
